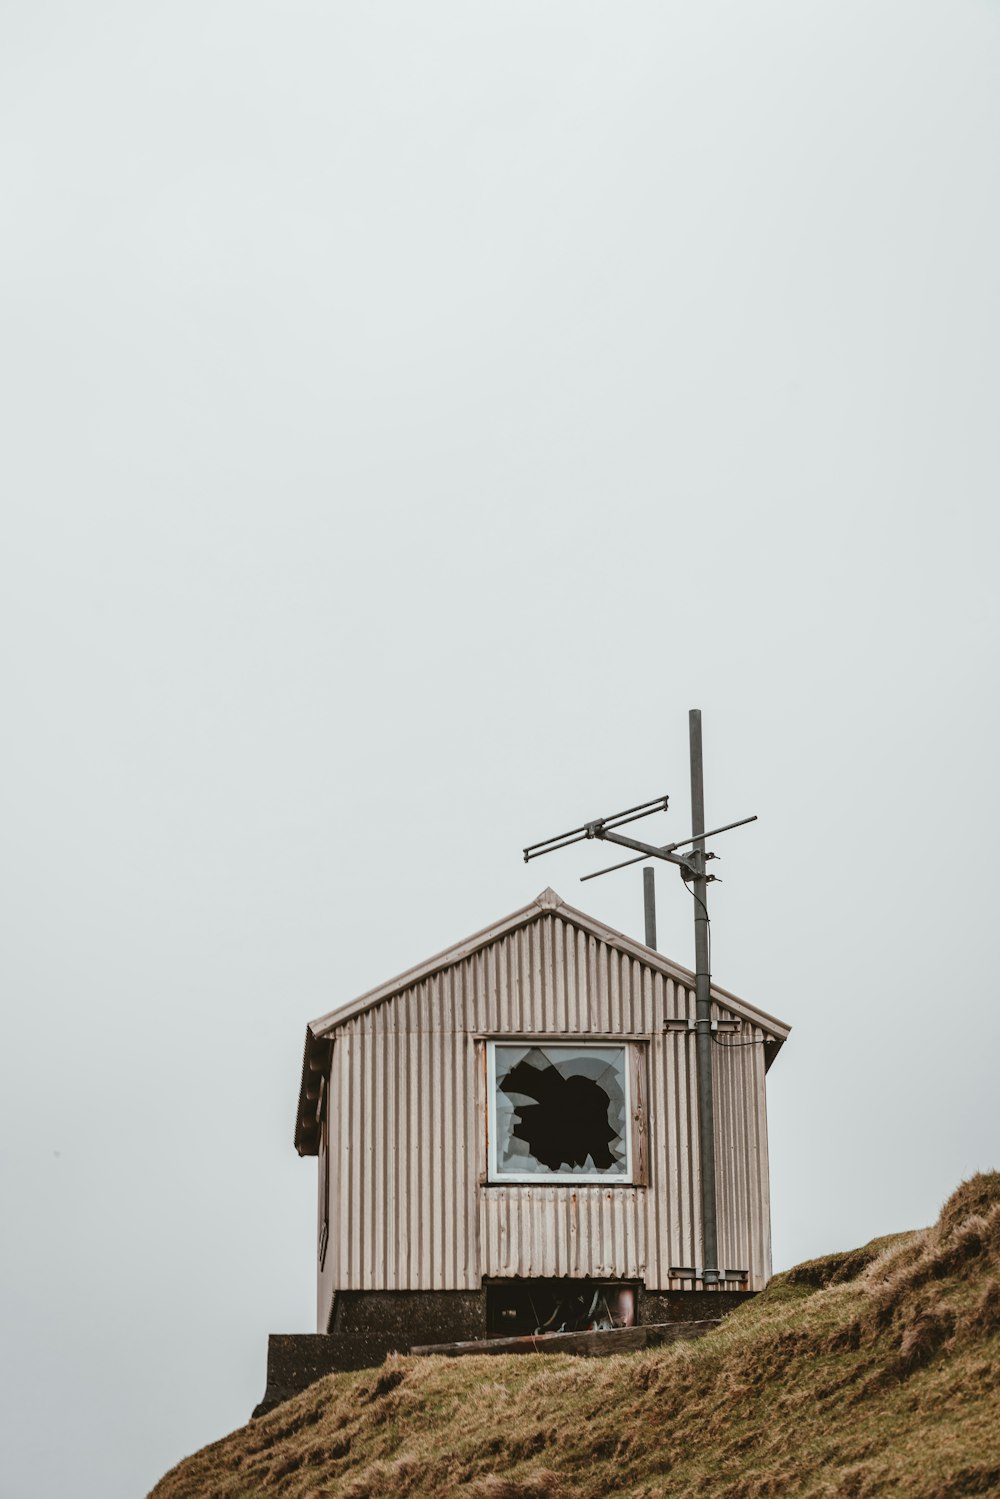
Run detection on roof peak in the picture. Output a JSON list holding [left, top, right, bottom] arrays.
[[535, 887, 563, 909], [305, 888, 789, 1047]]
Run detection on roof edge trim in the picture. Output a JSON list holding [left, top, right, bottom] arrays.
[[307, 888, 790, 1040]]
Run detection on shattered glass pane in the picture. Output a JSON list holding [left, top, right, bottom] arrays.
[[492, 1044, 629, 1180]]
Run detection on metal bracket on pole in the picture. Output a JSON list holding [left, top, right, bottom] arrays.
[[664, 1018, 742, 1034], [586, 825, 700, 874], [668, 1267, 750, 1284]]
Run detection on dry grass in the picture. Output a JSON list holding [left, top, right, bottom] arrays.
[[149, 1174, 1000, 1498]]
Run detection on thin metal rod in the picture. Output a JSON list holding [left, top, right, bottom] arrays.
[[580, 814, 758, 882], [643, 867, 657, 950], [523, 825, 599, 858], [523, 830, 591, 861], [690, 709, 719, 1285], [581, 855, 647, 882], [663, 814, 758, 853], [523, 795, 668, 862], [602, 799, 669, 832]]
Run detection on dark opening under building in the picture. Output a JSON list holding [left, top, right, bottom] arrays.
[[279, 887, 790, 1382]]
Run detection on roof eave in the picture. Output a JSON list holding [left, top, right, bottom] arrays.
[[294, 1026, 332, 1158]]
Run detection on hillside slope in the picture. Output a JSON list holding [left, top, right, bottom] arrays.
[[151, 1175, 1000, 1498]]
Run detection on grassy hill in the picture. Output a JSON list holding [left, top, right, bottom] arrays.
[[150, 1175, 1000, 1498]]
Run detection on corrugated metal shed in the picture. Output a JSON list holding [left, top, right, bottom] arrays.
[[297, 888, 789, 1328]]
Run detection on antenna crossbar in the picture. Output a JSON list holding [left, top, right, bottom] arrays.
[[580, 815, 758, 882], [523, 795, 668, 863]]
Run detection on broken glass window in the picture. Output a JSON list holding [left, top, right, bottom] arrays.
[[489, 1043, 630, 1181]]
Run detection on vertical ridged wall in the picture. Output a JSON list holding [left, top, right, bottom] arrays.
[[318, 912, 772, 1327]]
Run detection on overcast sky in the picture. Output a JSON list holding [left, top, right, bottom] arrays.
[[2, 3, 998, 1496]]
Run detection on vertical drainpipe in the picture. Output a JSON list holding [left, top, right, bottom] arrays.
[[689, 708, 719, 1286]]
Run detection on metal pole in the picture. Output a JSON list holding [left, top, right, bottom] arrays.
[[690, 708, 719, 1285], [643, 867, 657, 950]]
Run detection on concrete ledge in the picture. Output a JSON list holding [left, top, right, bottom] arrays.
[[410, 1319, 722, 1360], [252, 1335, 348, 1419]]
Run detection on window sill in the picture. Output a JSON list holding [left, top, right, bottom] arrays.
[[480, 1177, 645, 1189]]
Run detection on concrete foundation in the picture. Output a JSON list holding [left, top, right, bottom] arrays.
[[253, 1285, 753, 1416], [328, 1289, 487, 1359], [638, 1288, 752, 1324]]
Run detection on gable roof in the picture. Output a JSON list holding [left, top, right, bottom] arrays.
[[295, 887, 791, 1154]]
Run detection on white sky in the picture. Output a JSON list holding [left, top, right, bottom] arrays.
[[2, 3, 998, 1495]]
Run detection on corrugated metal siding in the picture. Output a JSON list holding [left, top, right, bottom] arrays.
[[318, 911, 773, 1326]]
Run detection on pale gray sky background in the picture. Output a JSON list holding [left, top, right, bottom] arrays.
[[2, 3, 998, 1496]]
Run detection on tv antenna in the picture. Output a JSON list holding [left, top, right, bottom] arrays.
[[521, 709, 756, 1287]]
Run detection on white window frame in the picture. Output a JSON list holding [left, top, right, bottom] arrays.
[[486, 1039, 633, 1185]]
